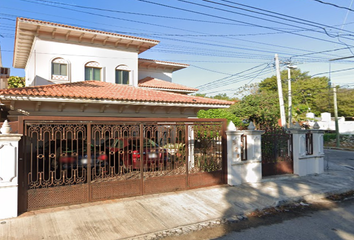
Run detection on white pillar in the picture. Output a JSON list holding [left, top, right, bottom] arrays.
[[310, 123, 325, 174], [188, 125, 195, 170], [226, 121, 264, 185], [289, 125, 307, 176], [0, 121, 22, 220], [289, 122, 325, 176]]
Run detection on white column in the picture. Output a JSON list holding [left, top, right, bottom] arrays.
[[226, 121, 264, 185], [0, 121, 22, 220], [188, 125, 195, 170], [289, 125, 307, 176], [289, 122, 324, 176], [310, 122, 325, 174]]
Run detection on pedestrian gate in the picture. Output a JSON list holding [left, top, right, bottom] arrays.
[[18, 117, 227, 212], [261, 127, 293, 176]]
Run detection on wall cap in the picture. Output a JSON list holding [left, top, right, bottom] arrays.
[[241, 130, 265, 135], [231, 160, 261, 166], [0, 134, 23, 142]]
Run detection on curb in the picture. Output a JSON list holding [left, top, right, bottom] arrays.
[[325, 147, 354, 151]]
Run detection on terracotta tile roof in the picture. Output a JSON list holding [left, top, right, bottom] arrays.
[[0, 81, 232, 106], [138, 77, 198, 92], [18, 18, 160, 44]]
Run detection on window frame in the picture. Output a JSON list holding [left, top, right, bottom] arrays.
[[85, 62, 102, 81], [51, 58, 69, 80], [115, 69, 130, 85]]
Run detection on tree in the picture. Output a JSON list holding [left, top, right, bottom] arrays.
[[230, 85, 280, 127], [258, 69, 330, 119], [8, 76, 25, 88], [231, 69, 335, 127], [197, 108, 243, 127], [315, 87, 354, 117], [194, 93, 242, 126]]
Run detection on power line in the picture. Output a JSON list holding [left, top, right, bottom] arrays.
[[196, 63, 273, 90], [312, 0, 354, 12], [4, 3, 349, 60], [138, 0, 353, 46], [19, 0, 246, 26], [312, 66, 354, 76], [178, 0, 354, 41], [216, 0, 354, 36]]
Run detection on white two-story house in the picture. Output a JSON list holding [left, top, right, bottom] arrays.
[[0, 17, 231, 123]]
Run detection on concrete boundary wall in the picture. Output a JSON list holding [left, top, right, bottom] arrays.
[[0, 121, 22, 220], [226, 122, 325, 185]]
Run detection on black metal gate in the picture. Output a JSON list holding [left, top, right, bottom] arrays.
[[261, 127, 293, 176], [18, 117, 227, 212]]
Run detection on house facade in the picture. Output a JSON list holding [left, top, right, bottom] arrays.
[[1, 17, 232, 123]]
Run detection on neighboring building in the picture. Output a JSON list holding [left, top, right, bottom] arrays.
[[307, 112, 354, 134]]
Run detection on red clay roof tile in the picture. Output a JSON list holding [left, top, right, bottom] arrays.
[[0, 81, 232, 106]]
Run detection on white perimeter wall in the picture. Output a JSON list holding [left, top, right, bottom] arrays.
[[25, 37, 139, 87]]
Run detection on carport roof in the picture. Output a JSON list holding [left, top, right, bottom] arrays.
[[0, 81, 233, 106]]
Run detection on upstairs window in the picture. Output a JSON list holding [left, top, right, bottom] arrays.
[[52, 58, 68, 80], [85, 62, 101, 81], [115, 65, 130, 85]]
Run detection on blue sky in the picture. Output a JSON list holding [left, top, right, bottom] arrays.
[[1, 0, 354, 97]]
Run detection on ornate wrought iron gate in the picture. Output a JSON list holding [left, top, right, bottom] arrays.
[[18, 117, 226, 211], [261, 127, 293, 176]]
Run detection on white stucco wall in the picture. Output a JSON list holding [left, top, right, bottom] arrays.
[[25, 37, 139, 87], [138, 68, 173, 82]]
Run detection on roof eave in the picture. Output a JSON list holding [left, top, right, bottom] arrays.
[[0, 95, 232, 108]]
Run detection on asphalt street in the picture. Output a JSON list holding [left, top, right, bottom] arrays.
[[324, 149, 354, 170], [216, 200, 354, 240]]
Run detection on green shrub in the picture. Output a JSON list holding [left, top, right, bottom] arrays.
[[323, 133, 337, 142]]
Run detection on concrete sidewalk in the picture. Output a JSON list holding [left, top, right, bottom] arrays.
[[1, 164, 353, 240]]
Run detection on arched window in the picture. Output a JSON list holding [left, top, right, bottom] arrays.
[[115, 65, 130, 85], [52, 58, 68, 80], [85, 61, 101, 81]]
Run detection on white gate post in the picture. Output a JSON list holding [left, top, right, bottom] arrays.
[[289, 122, 324, 176], [226, 122, 264, 185], [0, 120, 22, 220], [288, 123, 307, 176], [310, 122, 325, 174]]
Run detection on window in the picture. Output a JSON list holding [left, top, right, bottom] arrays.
[[85, 67, 101, 81], [51, 58, 68, 80], [52, 63, 67, 76], [115, 70, 129, 84], [85, 62, 101, 81]]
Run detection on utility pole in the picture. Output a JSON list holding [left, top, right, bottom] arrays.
[[333, 84, 340, 147], [287, 65, 297, 127], [275, 54, 286, 127]]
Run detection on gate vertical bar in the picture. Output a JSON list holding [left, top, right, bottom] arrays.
[[87, 123, 92, 202], [185, 123, 189, 188], [140, 123, 144, 195], [17, 117, 27, 213]]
